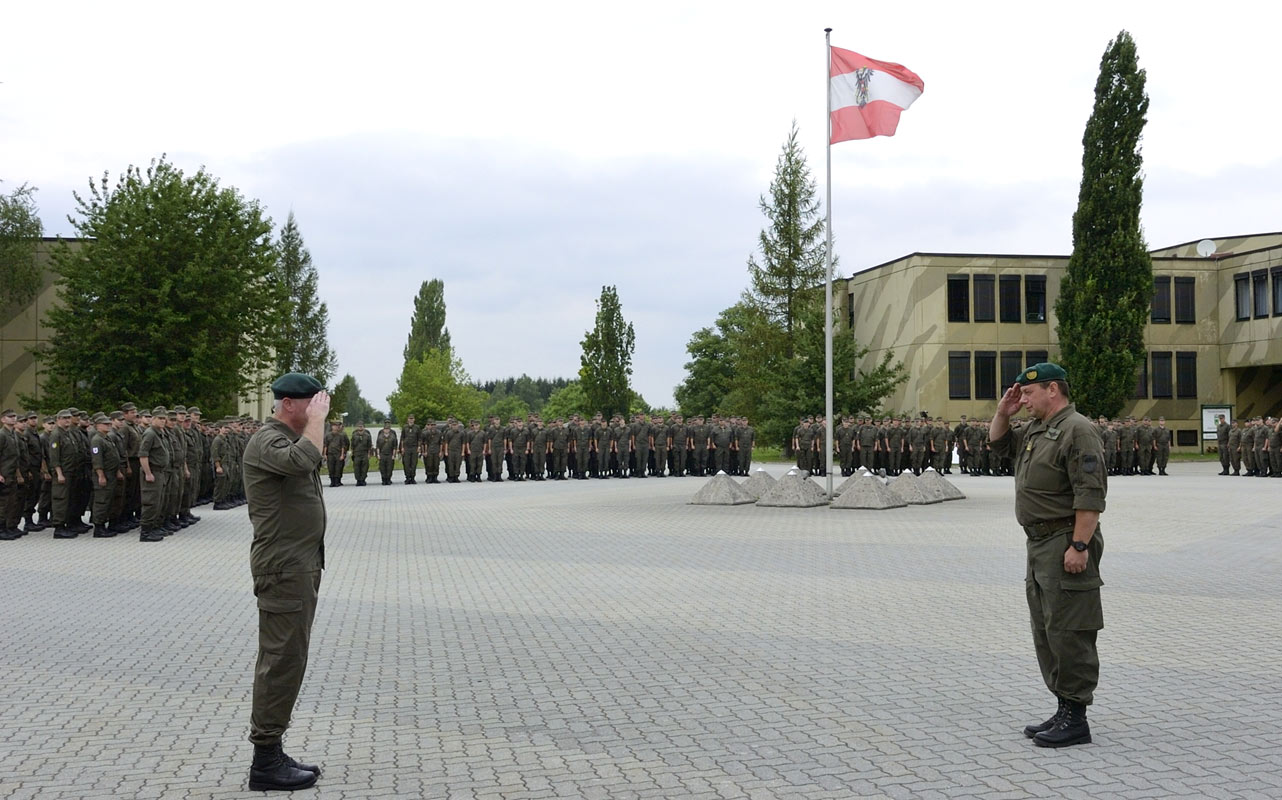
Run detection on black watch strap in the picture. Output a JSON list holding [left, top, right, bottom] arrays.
[[1071, 540, 1089, 552]]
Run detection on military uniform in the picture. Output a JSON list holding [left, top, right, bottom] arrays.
[[375, 425, 398, 485], [89, 417, 124, 535], [400, 421, 421, 484], [444, 421, 464, 482], [422, 422, 443, 483], [323, 426, 349, 487], [990, 363, 1106, 748], [349, 426, 372, 486], [1215, 419, 1231, 475], [138, 410, 172, 540]]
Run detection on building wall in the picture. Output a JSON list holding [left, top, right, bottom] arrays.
[[845, 233, 1282, 451]]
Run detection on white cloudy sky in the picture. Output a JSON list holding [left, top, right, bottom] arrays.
[[4, 1, 1280, 409]]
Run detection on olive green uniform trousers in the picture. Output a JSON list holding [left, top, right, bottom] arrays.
[[1025, 522, 1104, 706], [250, 569, 322, 746]]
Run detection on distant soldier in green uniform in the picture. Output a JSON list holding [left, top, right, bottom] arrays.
[[886, 418, 906, 476], [465, 420, 485, 482], [634, 414, 652, 478], [399, 416, 421, 484], [1154, 417, 1171, 476], [0, 409, 23, 539], [1116, 419, 1136, 475], [375, 421, 398, 485], [990, 363, 1106, 749], [444, 418, 464, 483], [323, 421, 349, 487], [422, 419, 443, 484], [21, 413, 47, 533], [1227, 420, 1243, 475], [243, 373, 327, 792], [668, 415, 687, 478], [931, 417, 950, 473], [138, 407, 171, 541], [349, 422, 372, 486], [212, 424, 233, 507], [1135, 417, 1155, 475], [1215, 414, 1231, 475], [1268, 418, 1282, 478], [89, 414, 124, 537]]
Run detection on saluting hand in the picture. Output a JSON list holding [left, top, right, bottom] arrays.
[[996, 383, 1022, 418], [306, 391, 331, 422]]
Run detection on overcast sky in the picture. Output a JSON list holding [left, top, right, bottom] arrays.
[[5, 1, 1280, 410]]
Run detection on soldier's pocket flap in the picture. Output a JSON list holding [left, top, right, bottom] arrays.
[[257, 596, 304, 613], [1059, 574, 1103, 591]]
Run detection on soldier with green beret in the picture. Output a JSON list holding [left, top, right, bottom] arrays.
[[990, 362, 1106, 748], [243, 372, 328, 791]]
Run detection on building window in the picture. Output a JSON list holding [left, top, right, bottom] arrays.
[[1026, 350, 1048, 366], [1174, 277, 1195, 324], [948, 351, 971, 399], [947, 276, 969, 322], [1273, 268, 1282, 318], [1151, 352, 1173, 398], [1134, 355, 1148, 399], [1176, 429, 1198, 447], [1253, 270, 1269, 318], [999, 275, 1021, 323], [1235, 273, 1251, 320], [974, 351, 997, 399], [1151, 276, 1171, 324], [1176, 352, 1197, 398], [1000, 350, 1023, 389], [973, 275, 995, 322], [1025, 275, 1047, 322], [847, 303, 855, 330]]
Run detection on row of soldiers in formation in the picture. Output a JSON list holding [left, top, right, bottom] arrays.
[[0, 405, 261, 542], [1214, 415, 1282, 477], [320, 413, 756, 485], [802, 415, 1031, 477]]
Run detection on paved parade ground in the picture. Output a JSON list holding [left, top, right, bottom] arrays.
[[1, 462, 1279, 799]]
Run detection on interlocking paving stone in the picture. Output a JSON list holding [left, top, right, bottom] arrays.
[[0, 462, 1278, 798]]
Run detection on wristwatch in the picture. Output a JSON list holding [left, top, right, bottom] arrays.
[[1070, 541, 1089, 552]]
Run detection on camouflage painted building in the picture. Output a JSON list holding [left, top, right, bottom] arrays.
[[1, 237, 273, 416], [842, 233, 1282, 451]]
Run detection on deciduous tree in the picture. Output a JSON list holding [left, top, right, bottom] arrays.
[[0, 182, 43, 308]]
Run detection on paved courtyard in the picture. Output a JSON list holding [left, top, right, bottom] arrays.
[[1, 461, 1279, 799]]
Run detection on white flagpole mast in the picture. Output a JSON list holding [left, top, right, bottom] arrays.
[[824, 27, 835, 499]]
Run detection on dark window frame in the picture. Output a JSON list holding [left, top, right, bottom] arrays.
[[1151, 351, 1173, 398], [1151, 275, 1171, 324], [1234, 273, 1251, 321], [999, 275, 1021, 323], [973, 275, 996, 323], [1176, 429, 1198, 447], [1000, 350, 1023, 389], [1253, 269, 1269, 319], [1272, 267, 1282, 318], [1025, 275, 1047, 323], [947, 275, 970, 323], [1174, 276, 1196, 324], [1134, 354, 1148, 399], [974, 350, 997, 399], [948, 351, 971, 399], [1176, 351, 1197, 399]]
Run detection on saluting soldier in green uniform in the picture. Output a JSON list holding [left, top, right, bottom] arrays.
[[375, 421, 398, 485], [243, 373, 328, 792], [349, 422, 372, 486], [990, 363, 1106, 749]]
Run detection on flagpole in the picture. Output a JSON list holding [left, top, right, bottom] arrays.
[[823, 27, 835, 500]]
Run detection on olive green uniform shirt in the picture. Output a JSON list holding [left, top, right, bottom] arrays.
[[244, 418, 326, 577], [990, 403, 1107, 526]]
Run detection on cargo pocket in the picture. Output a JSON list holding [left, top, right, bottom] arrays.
[[1052, 573, 1104, 631]]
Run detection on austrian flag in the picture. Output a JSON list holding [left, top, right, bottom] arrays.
[[829, 46, 924, 142]]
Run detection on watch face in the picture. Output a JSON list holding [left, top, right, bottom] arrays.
[[1072, 541, 1088, 551]]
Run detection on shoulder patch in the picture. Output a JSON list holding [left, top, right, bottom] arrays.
[[92, 446, 99, 454], [1082, 454, 1098, 473]]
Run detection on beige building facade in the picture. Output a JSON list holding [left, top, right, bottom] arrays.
[[1, 238, 273, 416], [843, 232, 1282, 452]]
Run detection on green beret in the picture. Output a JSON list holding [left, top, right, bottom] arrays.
[[271, 372, 324, 400], [152, 406, 168, 416], [1016, 362, 1069, 386]]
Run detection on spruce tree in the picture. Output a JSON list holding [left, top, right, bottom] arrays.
[[579, 285, 635, 418], [273, 211, 337, 383], [746, 121, 829, 357], [1055, 30, 1152, 418], [403, 278, 451, 364]]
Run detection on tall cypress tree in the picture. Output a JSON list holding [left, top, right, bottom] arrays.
[[273, 211, 336, 383], [579, 285, 635, 418], [403, 278, 452, 364], [1055, 30, 1152, 418]]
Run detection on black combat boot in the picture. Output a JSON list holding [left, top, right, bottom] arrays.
[[38, 510, 50, 527], [93, 523, 114, 538], [24, 514, 46, 532], [1033, 701, 1091, 747], [1023, 697, 1068, 738], [108, 520, 133, 534], [139, 529, 165, 542], [0, 527, 19, 541], [53, 526, 78, 539], [248, 743, 319, 791], [183, 512, 201, 524]]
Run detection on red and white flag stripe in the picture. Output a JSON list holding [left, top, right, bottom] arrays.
[[829, 46, 924, 143]]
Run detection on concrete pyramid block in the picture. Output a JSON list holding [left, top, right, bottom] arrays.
[[888, 471, 943, 505], [689, 471, 756, 505], [741, 468, 777, 500], [832, 472, 862, 496], [755, 469, 830, 508], [919, 467, 965, 501], [830, 474, 907, 510]]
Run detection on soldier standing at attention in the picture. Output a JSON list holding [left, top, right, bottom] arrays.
[[323, 421, 349, 487], [399, 415, 421, 484], [668, 415, 687, 478], [444, 418, 464, 483], [375, 421, 397, 485], [137, 407, 171, 542], [989, 363, 1106, 749], [0, 409, 23, 540], [212, 424, 233, 508], [1154, 417, 1171, 476], [422, 419, 444, 484], [243, 373, 328, 792], [349, 421, 372, 486], [88, 414, 123, 537], [1215, 414, 1231, 475]]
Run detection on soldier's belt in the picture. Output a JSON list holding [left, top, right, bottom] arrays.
[[1022, 515, 1077, 538]]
